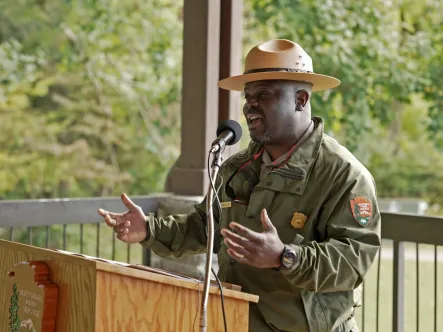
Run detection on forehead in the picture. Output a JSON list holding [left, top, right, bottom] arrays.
[[244, 80, 291, 92]]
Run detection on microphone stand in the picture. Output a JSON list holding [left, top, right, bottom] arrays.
[[199, 147, 223, 332]]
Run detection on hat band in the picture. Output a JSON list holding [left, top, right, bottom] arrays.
[[244, 67, 313, 74]]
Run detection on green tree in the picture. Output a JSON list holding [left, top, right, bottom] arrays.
[[0, 0, 183, 200], [0, 0, 183, 257], [245, 0, 443, 209], [8, 283, 20, 332]]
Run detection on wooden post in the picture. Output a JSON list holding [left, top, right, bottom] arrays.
[[166, 0, 244, 196], [218, 0, 244, 158], [165, 0, 221, 196]]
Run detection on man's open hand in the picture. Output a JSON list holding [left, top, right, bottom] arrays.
[[221, 209, 285, 269], [97, 193, 147, 243]]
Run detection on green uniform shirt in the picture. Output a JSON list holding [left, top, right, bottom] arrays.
[[260, 119, 314, 180], [141, 117, 381, 332]]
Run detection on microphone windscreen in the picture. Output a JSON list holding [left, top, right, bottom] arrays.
[[216, 120, 242, 145]]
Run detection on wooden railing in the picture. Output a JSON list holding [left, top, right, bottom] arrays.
[[0, 195, 167, 266], [0, 196, 442, 332]]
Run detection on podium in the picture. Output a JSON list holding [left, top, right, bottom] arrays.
[[0, 240, 258, 331]]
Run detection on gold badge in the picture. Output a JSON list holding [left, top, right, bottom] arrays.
[[220, 201, 232, 209], [291, 212, 307, 228]]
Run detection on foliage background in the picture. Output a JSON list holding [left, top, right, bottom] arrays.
[[1, 0, 441, 208], [243, 0, 443, 212], [0, 2, 441, 330], [0, 0, 442, 247], [0, 0, 183, 200]]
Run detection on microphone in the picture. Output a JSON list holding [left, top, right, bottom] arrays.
[[210, 119, 242, 153]]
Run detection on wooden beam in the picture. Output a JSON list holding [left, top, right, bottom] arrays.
[[381, 212, 443, 246], [0, 195, 166, 227], [218, 0, 243, 123], [218, 0, 244, 158], [165, 0, 221, 196]]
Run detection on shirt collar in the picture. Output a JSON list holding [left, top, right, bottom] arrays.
[[261, 119, 315, 168], [233, 117, 324, 196]]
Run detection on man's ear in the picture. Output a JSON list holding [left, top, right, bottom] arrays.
[[295, 90, 310, 109]]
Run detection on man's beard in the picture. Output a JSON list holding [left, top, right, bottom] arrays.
[[251, 127, 272, 144]]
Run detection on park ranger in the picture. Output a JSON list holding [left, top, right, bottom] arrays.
[[98, 39, 381, 332]]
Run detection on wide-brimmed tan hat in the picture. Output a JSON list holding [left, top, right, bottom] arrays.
[[218, 39, 340, 92]]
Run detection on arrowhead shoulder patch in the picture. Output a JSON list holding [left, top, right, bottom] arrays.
[[350, 196, 372, 227]]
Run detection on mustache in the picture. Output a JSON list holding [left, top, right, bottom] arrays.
[[245, 107, 264, 117]]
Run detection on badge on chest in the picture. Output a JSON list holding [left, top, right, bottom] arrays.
[[291, 212, 308, 228]]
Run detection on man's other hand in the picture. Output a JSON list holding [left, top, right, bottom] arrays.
[[221, 209, 285, 269], [97, 193, 147, 243]]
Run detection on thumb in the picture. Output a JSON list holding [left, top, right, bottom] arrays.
[[261, 209, 275, 232], [121, 193, 138, 211]]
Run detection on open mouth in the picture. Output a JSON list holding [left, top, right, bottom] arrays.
[[246, 113, 264, 126]]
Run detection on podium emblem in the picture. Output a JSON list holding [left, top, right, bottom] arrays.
[[6, 261, 58, 332]]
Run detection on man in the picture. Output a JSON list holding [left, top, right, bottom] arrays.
[[98, 39, 381, 332]]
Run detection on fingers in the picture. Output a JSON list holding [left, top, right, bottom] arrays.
[[114, 221, 131, 243], [98, 208, 123, 225], [114, 220, 130, 233], [223, 237, 251, 257], [221, 228, 255, 251], [104, 214, 116, 227], [121, 193, 138, 211], [116, 229, 129, 241], [228, 222, 262, 242], [221, 226, 258, 266], [97, 208, 107, 217], [99, 210, 123, 228], [226, 248, 249, 264], [261, 209, 275, 232], [98, 208, 119, 219]]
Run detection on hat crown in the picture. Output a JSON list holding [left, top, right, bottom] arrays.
[[244, 39, 313, 73], [217, 38, 340, 92]]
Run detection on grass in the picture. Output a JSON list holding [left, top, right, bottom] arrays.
[[355, 242, 443, 332]]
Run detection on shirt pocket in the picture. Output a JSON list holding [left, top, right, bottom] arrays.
[[268, 191, 317, 245], [219, 200, 251, 229]]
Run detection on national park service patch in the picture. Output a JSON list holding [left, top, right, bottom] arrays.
[[350, 196, 372, 227]]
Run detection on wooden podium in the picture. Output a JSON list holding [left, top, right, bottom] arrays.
[[0, 240, 258, 332]]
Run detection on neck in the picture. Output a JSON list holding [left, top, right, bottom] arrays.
[[265, 118, 312, 161]]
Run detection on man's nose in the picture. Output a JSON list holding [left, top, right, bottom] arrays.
[[244, 98, 259, 111]]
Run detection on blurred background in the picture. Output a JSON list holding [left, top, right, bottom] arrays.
[[0, 0, 441, 206], [0, 0, 442, 331]]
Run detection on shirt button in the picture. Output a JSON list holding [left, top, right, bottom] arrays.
[[230, 259, 236, 265], [296, 187, 300, 192], [266, 181, 272, 186]]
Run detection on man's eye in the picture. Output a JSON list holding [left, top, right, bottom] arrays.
[[244, 91, 271, 101], [258, 91, 271, 98]]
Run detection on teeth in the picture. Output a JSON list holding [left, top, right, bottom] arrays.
[[247, 115, 263, 121]]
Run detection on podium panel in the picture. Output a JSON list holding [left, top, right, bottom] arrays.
[[0, 240, 258, 332]]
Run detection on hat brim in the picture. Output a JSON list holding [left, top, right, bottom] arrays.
[[218, 71, 341, 92]]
